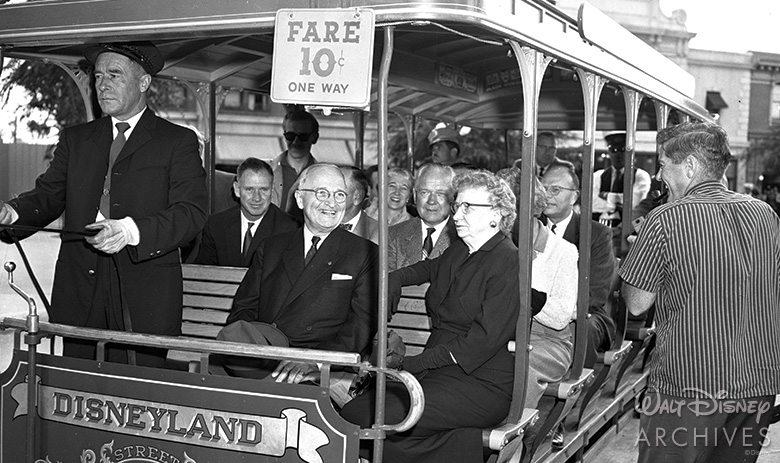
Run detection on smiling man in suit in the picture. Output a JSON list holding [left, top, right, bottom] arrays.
[[388, 163, 458, 270], [227, 163, 378, 384], [0, 41, 207, 367], [195, 158, 299, 267]]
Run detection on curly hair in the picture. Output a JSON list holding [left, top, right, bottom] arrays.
[[496, 166, 548, 218], [453, 170, 517, 235]]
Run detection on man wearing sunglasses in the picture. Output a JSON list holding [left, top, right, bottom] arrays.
[[270, 109, 320, 217]]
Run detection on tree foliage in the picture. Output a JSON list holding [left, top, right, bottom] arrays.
[[1, 59, 88, 136]]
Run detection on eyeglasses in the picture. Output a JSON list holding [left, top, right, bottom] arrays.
[[451, 201, 494, 214], [298, 188, 348, 204], [543, 185, 578, 197], [283, 131, 316, 142]]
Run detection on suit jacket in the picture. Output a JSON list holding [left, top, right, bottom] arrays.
[[351, 211, 378, 244], [387, 217, 458, 271], [561, 213, 617, 338], [4, 109, 207, 336], [228, 227, 378, 354], [194, 204, 300, 267], [391, 231, 519, 384]]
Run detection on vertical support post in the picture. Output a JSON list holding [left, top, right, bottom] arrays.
[[401, 114, 416, 172], [573, 68, 605, 378], [373, 24, 395, 463], [206, 82, 218, 214], [620, 87, 643, 258], [654, 101, 670, 131], [352, 111, 366, 169], [177, 79, 228, 214], [508, 41, 553, 421]]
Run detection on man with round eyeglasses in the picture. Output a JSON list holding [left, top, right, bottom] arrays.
[[270, 109, 320, 215], [226, 164, 378, 397]]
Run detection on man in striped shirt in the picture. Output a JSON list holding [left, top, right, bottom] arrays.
[[620, 121, 780, 463]]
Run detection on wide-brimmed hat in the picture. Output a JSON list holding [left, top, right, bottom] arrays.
[[84, 41, 164, 76], [209, 320, 289, 379], [428, 126, 460, 148]]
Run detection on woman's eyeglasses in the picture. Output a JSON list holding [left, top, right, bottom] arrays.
[[451, 201, 493, 214], [298, 188, 348, 204], [283, 131, 315, 142]]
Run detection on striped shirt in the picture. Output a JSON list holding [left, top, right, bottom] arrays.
[[620, 181, 780, 399]]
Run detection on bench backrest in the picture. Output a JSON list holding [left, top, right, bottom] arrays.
[[181, 264, 248, 339], [390, 284, 431, 356], [181, 264, 432, 355]]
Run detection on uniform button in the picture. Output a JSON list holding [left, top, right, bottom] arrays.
[[88, 269, 95, 275], [305, 326, 312, 332], [103, 188, 110, 196], [271, 322, 277, 328]]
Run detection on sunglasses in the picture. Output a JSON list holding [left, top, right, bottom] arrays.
[[283, 131, 316, 142]]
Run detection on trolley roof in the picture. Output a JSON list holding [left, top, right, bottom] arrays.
[[0, 0, 711, 130]]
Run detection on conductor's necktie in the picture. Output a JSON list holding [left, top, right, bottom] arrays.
[[242, 222, 255, 259], [99, 122, 130, 218], [422, 227, 435, 260], [304, 235, 321, 266]]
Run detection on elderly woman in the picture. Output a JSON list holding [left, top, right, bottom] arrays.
[[342, 170, 524, 463], [524, 175, 578, 409]]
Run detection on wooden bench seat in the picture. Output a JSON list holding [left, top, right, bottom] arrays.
[[168, 264, 247, 370]]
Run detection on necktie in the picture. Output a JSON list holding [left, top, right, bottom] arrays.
[[339, 223, 353, 231], [242, 222, 255, 259], [550, 223, 557, 234], [611, 168, 623, 193], [422, 227, 435, 260], [99, 122, 130, 218], [304, 236, 320, 266]]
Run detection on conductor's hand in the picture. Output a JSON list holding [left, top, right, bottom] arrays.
[[85, 219, 135, 254], [0, 202, 18, 225], [271, 360, 319, 384]]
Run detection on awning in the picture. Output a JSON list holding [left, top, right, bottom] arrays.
[[705, 91, 728, 113]]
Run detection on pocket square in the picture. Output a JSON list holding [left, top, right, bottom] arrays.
[[331, 273, 353, 281]]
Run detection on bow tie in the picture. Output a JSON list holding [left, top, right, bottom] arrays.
[[339, 223, 353, 231]]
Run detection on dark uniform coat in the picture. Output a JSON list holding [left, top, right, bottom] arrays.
[[3, 109, 207, 337]]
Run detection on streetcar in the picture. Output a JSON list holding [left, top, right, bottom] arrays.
[[0, 1, 712, 462]]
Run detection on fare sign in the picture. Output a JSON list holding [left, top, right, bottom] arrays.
[[272, 9, 375, 107]]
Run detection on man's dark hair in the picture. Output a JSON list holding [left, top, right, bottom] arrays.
[[342, 165, 370, 200], [657, 121, 731, 180], [236, 157, 273, 179], [283, 109, 319, 133]]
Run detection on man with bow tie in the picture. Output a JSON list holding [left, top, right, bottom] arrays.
[[338, 166, 378, 244]]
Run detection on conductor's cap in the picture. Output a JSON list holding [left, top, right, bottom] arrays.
[[84, 41, 164, 76]]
